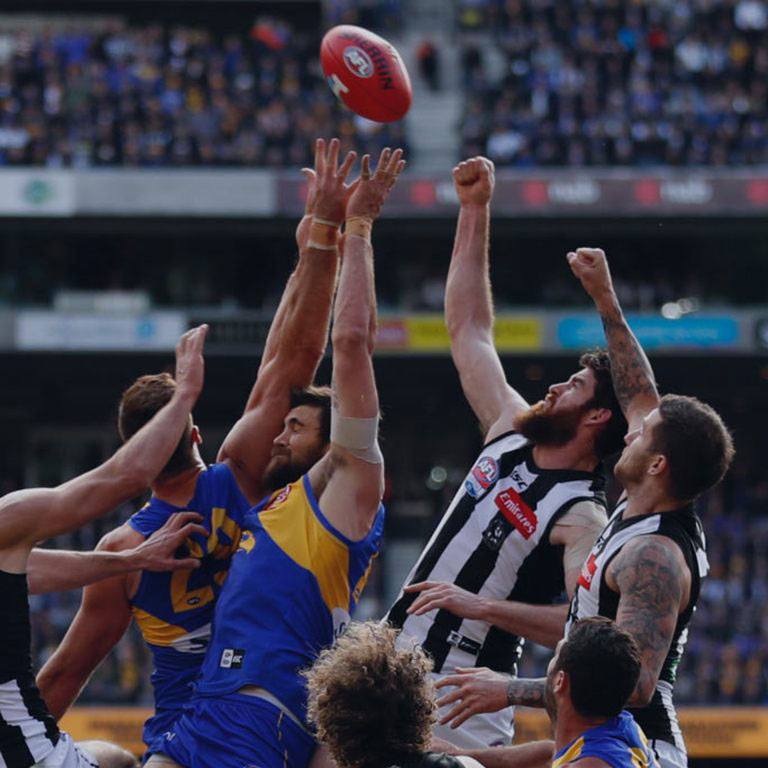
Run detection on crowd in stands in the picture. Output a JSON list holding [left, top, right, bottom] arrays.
[[25, 450, 768, 706], [0, 18, 406, 167], [458, 0, 768, 166]]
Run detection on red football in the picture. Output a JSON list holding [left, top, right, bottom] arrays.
[[320, 25, 412, 123]]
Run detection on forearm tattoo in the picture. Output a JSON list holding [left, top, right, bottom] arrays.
[[600, 310, 658, 413], [506, 677, 547, 708]]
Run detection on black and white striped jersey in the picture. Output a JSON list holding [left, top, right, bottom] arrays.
[[387, 431, 607, 675], [0, 570, 60, 768], [565, 499, 709, 753]]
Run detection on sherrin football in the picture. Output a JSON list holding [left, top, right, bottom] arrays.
[[320, 25, 412, 123]]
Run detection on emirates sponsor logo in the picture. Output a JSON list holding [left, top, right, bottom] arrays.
[[494, 488, 537, 539], [578, 553, 598, 589]]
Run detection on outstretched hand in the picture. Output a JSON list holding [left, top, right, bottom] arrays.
[[346, 147, 406, 223], [453, 156, 495, 207], [130, 512, 208, 571], [404, 581, 487, 620], [306, 137, 358, 226], [174, 324, 208, 403], [434, 667, 511, 729], [566, 247, 615, 305]]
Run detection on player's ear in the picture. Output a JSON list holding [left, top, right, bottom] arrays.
[[553, 669, 567, 695], [584, 407, 611, 427], [191, 426, 203, 446], [648, 453, 667, 477]]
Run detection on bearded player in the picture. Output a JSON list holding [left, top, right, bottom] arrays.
[[430, 249, 733, 768], [36, 138, 356, 755], [146, 148, 404, 768], [385, 157, 627, 749]]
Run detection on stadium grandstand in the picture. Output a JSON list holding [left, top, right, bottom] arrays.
[[0, 1, 766, 767]]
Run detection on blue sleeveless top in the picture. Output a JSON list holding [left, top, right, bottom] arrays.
[[195, 474, 385, 726], [552, 711, 659, 768], [128, 462, 250, 746]]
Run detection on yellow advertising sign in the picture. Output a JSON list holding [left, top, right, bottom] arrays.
[[61, 706, 768, 758], [380, 314, 542, 353]]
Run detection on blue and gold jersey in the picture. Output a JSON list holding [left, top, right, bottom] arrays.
[[553, 711, 659, 768], [196, 474, 385, 726], [128, 462, 249, 746]]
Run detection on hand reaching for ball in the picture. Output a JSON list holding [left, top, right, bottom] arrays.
[[453, 156, 495, 207]]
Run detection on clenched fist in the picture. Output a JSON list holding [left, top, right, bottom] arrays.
[[566, 247, 616, 305], [453, 156, 495, 207]]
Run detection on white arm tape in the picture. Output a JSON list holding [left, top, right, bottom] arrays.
[[330, 405, 383, 464]]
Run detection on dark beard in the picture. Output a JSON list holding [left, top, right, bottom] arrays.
[[262, 455, 317, 493], [514, 403, 585, 447]]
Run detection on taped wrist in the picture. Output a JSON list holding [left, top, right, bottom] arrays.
[[345, 216, 373, 241], [331, 405, 383, 464], [308, 217, 340, 250]]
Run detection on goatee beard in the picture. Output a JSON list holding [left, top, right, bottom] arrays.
[[514, 403, 584, 447], [263, 460, 309, 494]]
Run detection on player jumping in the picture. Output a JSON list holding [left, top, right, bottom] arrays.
[[384, 157, 626, 749], [146, 147, 405, 768], [430, 249, 733, 768], [36, 139, 355, 754]]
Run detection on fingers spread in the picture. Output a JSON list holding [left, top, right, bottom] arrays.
[[315, 138, 326, 175], [327, 137, 340, 172], [338, 150, 357, 181]]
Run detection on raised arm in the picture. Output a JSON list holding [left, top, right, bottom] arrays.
[[607, 535, 689, 707], [446, 157, 528, 441], [309, 148, 405, 540], [26, 512, 205, 595], [0, 326, 207, 569], [567, 248, 660, 431], [217, 138, 356, 502]]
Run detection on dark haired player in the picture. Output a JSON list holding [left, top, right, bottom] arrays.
[[0, 326, 207, 768], [385, 157, 626, 749], [432, 249, 733, 768], [146, 148, 404, 768], [37, 138, 356, 752], [545, 618, 657, 768], [434, 618, 657, 768]]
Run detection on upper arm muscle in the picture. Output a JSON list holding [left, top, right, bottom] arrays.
[[550, 501, 607, 598], [451, 330, 528, 436], [608, 535, 689, 697]]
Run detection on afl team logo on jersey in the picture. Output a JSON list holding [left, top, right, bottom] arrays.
[[265, 484, 292, 511], [343, 46, 374, 78], [494, 488, 537, 539], [465, 456, 499, 498]]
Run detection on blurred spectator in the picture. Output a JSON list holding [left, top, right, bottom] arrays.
[[0, 17, 408, 168], [459, 0, 768, 166], [416, 39, 440, 92]]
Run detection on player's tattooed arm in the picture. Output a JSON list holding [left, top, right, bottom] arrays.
[[609, 535, 689, 706], [505, 677, 547, 708], [566, 248, 659, 429]]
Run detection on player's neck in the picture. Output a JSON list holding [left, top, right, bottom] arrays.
[[151, 456, 206, 505], [623, 480, 683, 518], [532, 441, 598, 473], [554, 710, 609, 756]]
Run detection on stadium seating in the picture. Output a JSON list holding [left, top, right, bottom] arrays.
[[458, 0, 768, 166]]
